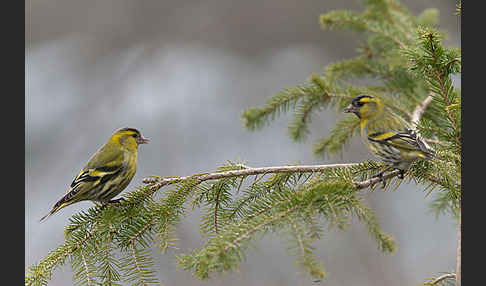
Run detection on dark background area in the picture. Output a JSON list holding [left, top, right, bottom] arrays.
[[26, 0, 460, 285]]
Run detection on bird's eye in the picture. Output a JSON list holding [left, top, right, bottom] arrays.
[[356, 101, 365, 107], [132, 134, 138, 138]]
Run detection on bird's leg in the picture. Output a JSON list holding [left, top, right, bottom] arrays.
[[93, 201, 109, 210], [106, 197, 126, 205], [99, 198, 126, 209], [398, 169, 406, 179], [372, 165, 393, 188]]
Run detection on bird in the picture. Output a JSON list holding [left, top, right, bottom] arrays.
[[40, 127, 149, 221], [343, 95, 434, 186]]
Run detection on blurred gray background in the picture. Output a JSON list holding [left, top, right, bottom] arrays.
[[26, 0, 460, 285]]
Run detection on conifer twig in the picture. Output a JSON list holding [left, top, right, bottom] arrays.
[[214, 184, 223, 233], [143, 163, 402, 192], [128, 216, 157, 245], [143, 163, 361, 190], [80, 251, 92, 286], [223, 205, 300, 252], [427, 273, 456, 285], [131, 241, 144, 281], [353, 169, 402, 189], [411, 95, 433, 126]]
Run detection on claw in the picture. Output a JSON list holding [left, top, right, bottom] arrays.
[[398, 169, 407, 179], [107, 197, 126, 204], [379, 173, 387, 188], [101, 197, 126, 208], [372, 165, 392, 188], [371, 172, 387, 188]]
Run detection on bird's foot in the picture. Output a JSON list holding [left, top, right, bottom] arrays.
[[371, 172, 387, 188], [101, 198, 126, 209], [107, 197, 126, 204], [398, 169, 406, 179]]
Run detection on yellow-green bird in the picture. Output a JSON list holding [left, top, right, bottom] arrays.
[[344, 95, 434, 184], [40, 128, 149, 221]]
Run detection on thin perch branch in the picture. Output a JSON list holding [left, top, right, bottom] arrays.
[[143, 163, 401, 192], [427, 273, 456, 285], [353, 169, 402, 189], [144, 163, 358, 191], [411, 95, 433, 126]]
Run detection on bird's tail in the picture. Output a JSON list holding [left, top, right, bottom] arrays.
[[39, 196, 73, 222], [417, 136, 436, 160]]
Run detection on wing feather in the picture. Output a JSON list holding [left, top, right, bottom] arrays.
[[67, 145, 125, 195], [368, 129, 434, 156]]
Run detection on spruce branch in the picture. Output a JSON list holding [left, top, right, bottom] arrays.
[[27, 1, 461, 285], [213, 192, 221, 233], [177, 176, 397, 279], [424, 273, 456, 285], [143, 163, 410, 194], [131, 242, 143, 282], [26, 222, 99, 286], [98, 232, 122, 285], [313, 116, 360, 157], [285, 216, 326, 280], [79, 251, 92, 286], [319, 10, 407, 49], [407, 28, 461, 150], [143, 163, 361, 188], [120, 242, 159, 286], [128, 217, 157, 245]]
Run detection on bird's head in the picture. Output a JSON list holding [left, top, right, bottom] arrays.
[[344, 95, 383, 120], [112, 127, 149, 150]]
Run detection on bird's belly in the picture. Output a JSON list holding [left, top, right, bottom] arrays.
[[368, 141, 402, 163]]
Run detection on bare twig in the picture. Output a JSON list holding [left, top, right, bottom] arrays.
[[143, 163, 361, 190], [353, 169, 402, 189], [411, 95, 433, 126], [456, 214, 461, 286], [143, 163, 404, 193], [427, 273, 456, 285]]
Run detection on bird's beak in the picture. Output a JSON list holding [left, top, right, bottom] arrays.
[[137, 136, 150, 144], [343, 105, 360, 118], [343, 104, 358, 113]]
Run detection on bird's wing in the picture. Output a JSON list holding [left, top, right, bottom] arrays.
[[367, 129, 433, 155], [41, 145, 127, 221], [67, 145, 126, 195]]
